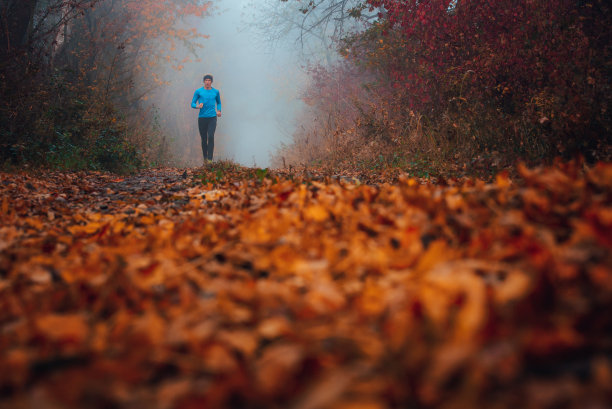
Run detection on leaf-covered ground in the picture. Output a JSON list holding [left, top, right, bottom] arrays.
[[0, 162, 611, 409]]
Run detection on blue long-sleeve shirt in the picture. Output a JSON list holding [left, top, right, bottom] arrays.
[[191, 87, 222, 118]]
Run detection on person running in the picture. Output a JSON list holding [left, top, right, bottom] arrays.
[[191, 74, 222, 163]]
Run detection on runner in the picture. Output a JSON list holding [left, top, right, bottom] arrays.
[[191, 74, 222, 163]]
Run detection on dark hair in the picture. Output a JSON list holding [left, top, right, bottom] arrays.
[[203, 74, 213, 82]]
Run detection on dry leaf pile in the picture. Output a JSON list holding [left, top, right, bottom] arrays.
[[0, 162, 611, 409]]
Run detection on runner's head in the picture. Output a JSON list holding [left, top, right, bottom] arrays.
[[203, 74, 213, 89]]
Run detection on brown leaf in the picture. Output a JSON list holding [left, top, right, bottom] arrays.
[[35, 314, 89, 344], [256, 343, 304, 395]]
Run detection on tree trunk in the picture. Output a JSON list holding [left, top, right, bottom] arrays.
[[0, 0, 38, 59]]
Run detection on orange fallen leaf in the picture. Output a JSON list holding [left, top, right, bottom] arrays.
[[35, 314, 89, 344]]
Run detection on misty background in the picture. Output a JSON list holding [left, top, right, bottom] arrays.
[[150, 0, 310, 168]]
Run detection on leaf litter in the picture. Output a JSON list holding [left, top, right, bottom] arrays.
[[0, 161, 611, 409]]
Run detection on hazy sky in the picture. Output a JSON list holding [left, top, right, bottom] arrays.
[[183, 0, 307, 167]]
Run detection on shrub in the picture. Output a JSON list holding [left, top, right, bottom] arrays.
[[275, 0, 611, 175]]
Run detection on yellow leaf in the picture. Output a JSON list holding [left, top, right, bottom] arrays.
[[496, 170, 512, 187], [304, 205, 328, 222], [112, 220, 126, 234], [415, 240, 449, 274], [140, 215, 155, 225]]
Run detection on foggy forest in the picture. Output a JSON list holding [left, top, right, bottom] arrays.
[[0, 0, 610, 408]]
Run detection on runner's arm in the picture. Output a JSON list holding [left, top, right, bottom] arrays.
[[191, 91, 200, 109]]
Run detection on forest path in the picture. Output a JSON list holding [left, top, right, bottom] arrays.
[[0, 162, 611, 408]]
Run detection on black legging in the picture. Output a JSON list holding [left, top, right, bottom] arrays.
[[198, 116, 217, 161]]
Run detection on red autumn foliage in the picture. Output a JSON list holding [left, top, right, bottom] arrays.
[[364, 0, 610, 154], [278, 0, 610, 172]]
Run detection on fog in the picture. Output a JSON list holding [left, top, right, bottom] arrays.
[[151, 0, 308, 168]]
